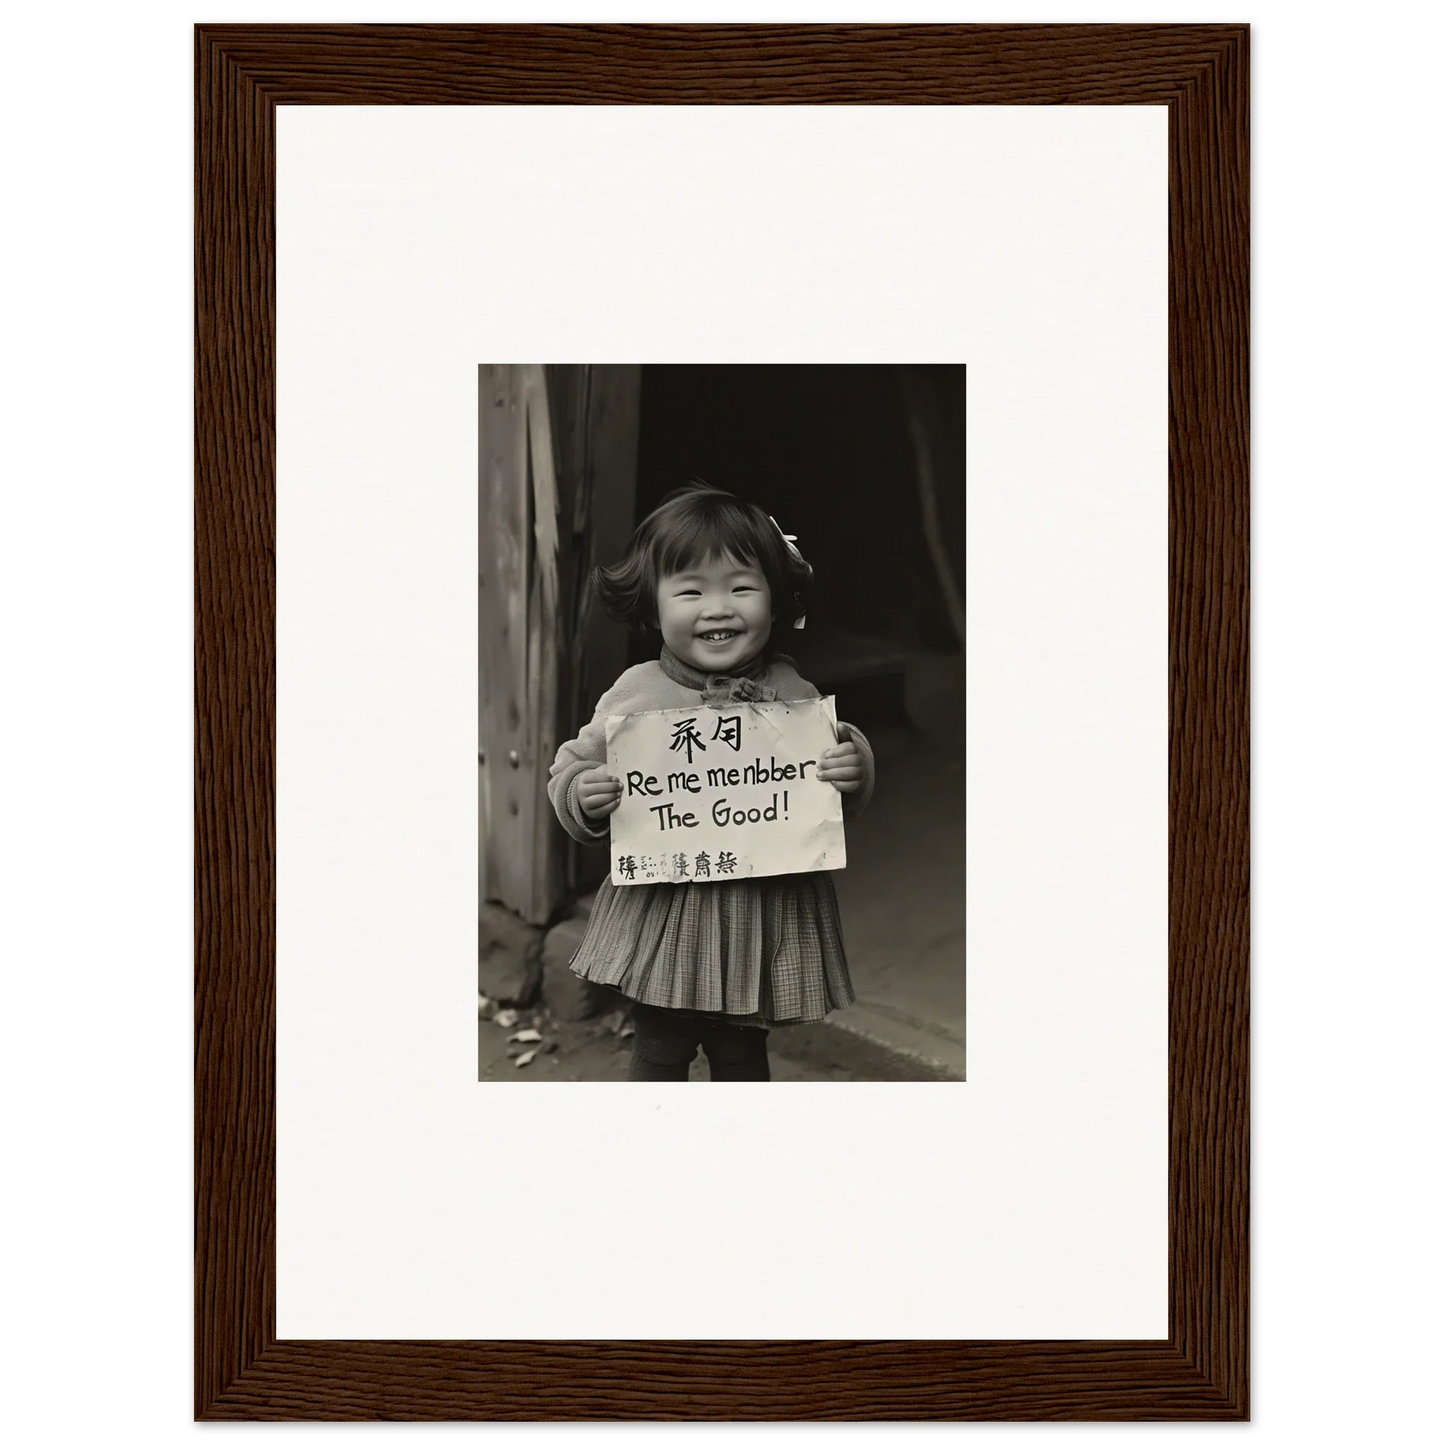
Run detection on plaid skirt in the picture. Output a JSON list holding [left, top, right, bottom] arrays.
[[569, 872, 855, 1025]]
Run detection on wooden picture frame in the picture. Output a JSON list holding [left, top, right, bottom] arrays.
[[195, 23, 1248, 1421]]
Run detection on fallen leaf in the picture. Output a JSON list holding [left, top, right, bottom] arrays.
[[508, 1028, 543, 1044], [493, 1009, 519, 1029], [514, 1048, 538, 1068]]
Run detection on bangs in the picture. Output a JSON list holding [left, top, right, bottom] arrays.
[[652, 501, 772, 581], [591, 480, 813, 631]]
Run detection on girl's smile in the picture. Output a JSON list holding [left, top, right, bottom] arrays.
[[656, 554, 773, 675]]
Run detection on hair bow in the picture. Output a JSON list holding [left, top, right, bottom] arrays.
[[768, 514, 810, 630]]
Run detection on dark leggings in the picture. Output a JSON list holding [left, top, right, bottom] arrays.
[[627, 1001, 771, 1082]]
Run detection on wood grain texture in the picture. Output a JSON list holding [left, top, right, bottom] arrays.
[[195, 23, 1248, 1421]]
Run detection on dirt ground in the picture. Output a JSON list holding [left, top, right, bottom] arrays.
[[478, 997, 950, 1082]]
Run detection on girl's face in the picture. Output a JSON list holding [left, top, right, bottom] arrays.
[[656, 552, 773, 674]]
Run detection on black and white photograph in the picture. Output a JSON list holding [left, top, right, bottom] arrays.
[[477, 364, 967, 1081]]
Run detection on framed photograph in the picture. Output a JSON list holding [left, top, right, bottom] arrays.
[[196, 23, 1247, 1420]]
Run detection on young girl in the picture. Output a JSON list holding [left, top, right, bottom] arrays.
[[548, 481, 875, 1081]]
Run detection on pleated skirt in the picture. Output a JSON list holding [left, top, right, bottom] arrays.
[[569, 872, 856, 1025]]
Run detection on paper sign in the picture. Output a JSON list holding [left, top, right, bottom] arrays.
[[604, 697, 846, 885]]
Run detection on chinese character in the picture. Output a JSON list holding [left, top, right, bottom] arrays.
[[693, 851, 711, 878], [669, 716, 707, 765], [711, 713, 742, 751], [617, 855, 637, 880], [672, 852, 690, 877], [716, 851, 738, 875]]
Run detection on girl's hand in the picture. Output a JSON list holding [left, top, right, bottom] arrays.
[[577, 767, 623, 819], [817, 740, 864, 793]]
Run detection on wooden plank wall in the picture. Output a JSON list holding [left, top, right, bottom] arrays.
[[478, 365, 524, 916], [480, 364, 641, 922], [478, 365, 564, 925], [547, 365, 641, 895]]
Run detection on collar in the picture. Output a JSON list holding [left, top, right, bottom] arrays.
[[658, 644, 787, 704]]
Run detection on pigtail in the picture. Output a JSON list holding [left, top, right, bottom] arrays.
[[768, 514, 813, 629]]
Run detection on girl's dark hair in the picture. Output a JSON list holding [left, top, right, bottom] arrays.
[[593, 480, 813, 631]]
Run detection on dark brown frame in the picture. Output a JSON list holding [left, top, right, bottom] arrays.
[[196, 24, 1248, 1421]]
